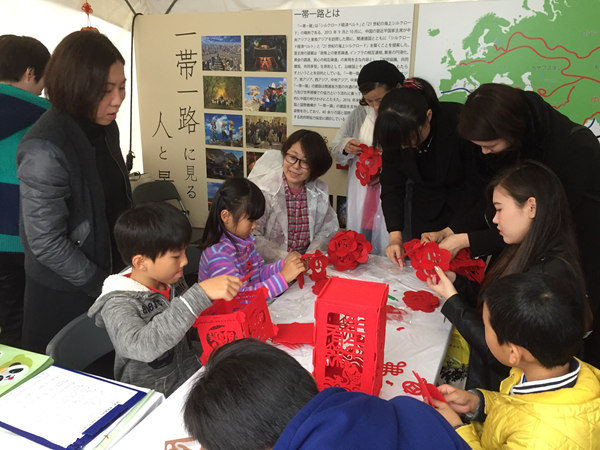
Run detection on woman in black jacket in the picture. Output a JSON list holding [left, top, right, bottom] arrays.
[[17, 31, 131, 353], [428, 161, 590, 390], [423, 83, 600, 364], [373, 78, 481, 266]]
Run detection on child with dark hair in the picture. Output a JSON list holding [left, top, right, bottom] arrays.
[[184, 338, 470, 450], [88, 202, 242, 396], [198, 177, 306, 299], [249, 129, 339, 263], [434, 273, 600, 448]]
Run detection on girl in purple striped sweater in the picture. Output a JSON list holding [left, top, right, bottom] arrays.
[[198, 178, 306, 299]]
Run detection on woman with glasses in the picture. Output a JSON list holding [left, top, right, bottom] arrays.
[[373, 78, 481, 266], [248, 129, 339, 263], [331, 60, 405, 256]]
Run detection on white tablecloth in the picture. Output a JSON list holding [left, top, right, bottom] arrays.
[[116, 255, 453, 448], [269, 254, 452, 400]]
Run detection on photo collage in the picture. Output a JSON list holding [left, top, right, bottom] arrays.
[[201, 34, 287, 207]]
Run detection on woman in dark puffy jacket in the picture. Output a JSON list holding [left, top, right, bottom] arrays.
[[17, 31, 131, 353]]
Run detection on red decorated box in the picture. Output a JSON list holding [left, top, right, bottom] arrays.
[[193, 287, 278, 365], [313, 277, 388, 396]]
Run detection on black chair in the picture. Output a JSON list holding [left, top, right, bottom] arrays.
[[46, 313, 115, 378], [132, 180, 203, 283], [132, 180, 189, 216]]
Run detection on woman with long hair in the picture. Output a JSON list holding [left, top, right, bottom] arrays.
[[373, 77, 481, 266], [426, 83, 600, 365], [428, 161, 590, 390]]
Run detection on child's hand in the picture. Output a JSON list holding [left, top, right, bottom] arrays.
[[281, 253, 306, 283], [438, 384, 480, 415], [426, 266, 458, 300], [198, 275, 242, 301], [431, 398, 463, 427]]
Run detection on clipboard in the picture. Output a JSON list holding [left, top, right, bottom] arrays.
[[0, 365, 146, 449]]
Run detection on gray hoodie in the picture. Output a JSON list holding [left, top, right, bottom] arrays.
[[88, 271, 212, 396]]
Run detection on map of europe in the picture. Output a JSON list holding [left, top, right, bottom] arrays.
[[426, 0, 599, 131]]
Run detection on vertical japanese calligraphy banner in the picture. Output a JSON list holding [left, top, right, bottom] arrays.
[[134, 10, 292, 227], [292, 5, 414, 128], [133, 6, 414, 228]]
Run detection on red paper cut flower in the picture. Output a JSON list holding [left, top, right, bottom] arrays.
[[327, 230, 373, 271], [354, 144, 382, 186], [402, 290, 439, 313], [401, 239, 451, 282], [449, 248, 486, 284]]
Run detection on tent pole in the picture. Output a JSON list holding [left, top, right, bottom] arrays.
[[121, 0, 137, 15], [165, 0, 179, 14]]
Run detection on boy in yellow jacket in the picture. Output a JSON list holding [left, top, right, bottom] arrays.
[[432, 272, 600, 449]]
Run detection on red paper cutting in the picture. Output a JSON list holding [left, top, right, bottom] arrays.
[[402, 290, 440, 313], [403, 380, 421, 396], [327, 230, 373, 271], [449, 248, 486, 284], [296, 272, 304, 289], [401, 239, 451, 282], [313, 277, 388, 396], [312, 278, 328, 295], [412, 371, 446, 406], [193, 288, 277, 364], [354, 144, 382, 186], [382, 361, 406, 376], [271, 322, 314, 348], [386, 380, 394, 386], [297, 250, 330, 292]]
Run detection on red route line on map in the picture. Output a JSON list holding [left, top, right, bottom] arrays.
[[458, 31, 600, 110]]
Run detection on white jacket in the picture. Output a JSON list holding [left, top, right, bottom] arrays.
[[249, 150, 339, 263]]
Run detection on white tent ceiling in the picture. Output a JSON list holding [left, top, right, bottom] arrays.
[[46, 0, 468, 30]]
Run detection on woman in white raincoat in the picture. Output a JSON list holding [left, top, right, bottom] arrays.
[[331, 60, 405, 255], [248, 129, 339, 263]]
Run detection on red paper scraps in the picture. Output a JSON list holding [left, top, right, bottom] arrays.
[[396, 326, 405, 331], [449, 248, 486, 284], [402, 290, 439, 313], [386, 380, 394, 386], [382, 361, 406, 376], [402, 239, 451, 282], [327, 230, 373, 271], [412, 371, 446, 406], [385, 304, 409, 321], [271, 322, 314, 348], [355, 144, 382, 186]]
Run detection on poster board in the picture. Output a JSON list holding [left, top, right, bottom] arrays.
[[134, 1, 599, 228]]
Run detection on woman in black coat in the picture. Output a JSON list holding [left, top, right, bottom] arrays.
[[17, 31, 131, 353], [373, 78, 481, 266], [428, 161, 590, 390], [424, 83, 600, 365]]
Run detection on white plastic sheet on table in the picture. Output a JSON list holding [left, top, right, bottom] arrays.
[[269, 254, 452, 401]]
